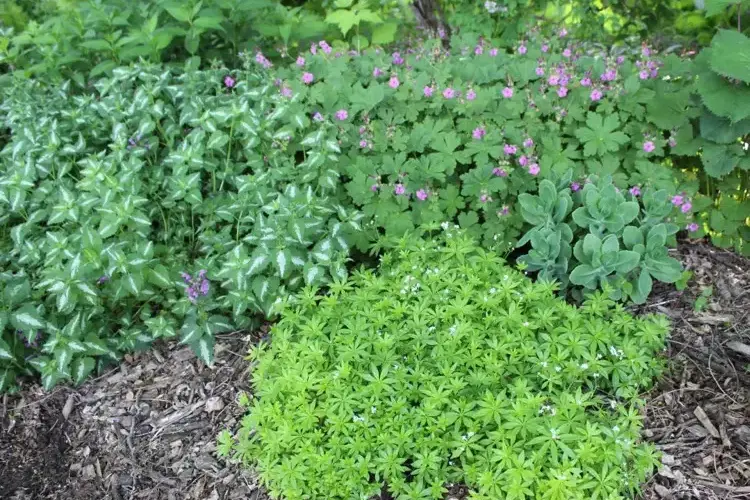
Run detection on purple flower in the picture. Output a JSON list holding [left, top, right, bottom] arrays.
[[557, 86, 568, 98], [359, 139, 368, 148], [281, 86, 293, 98], [503, 144, 517, 155], [480, 194, 490, 203], [302, 72, 314, 84], [571, 182, 581, 192], [580, 77, 592, 87], [518, 155, 528, 166], [313, 112, 324, 122], [223, 75, 236, 88], [681, 201, 692, 213], [671, 194, 684, 206], [493, 167, 508, 177], [490, 48, 499, 56], [475, 45, 484, 56], [548, 74, 560, 86], [416, 189, 428, 201], [643, 141, 655, 153], [373, 67, 383, 78], [310, 43, 317, 55], [371, 184, 379, 192], [559, 28, 568, 37], [642, 46, 652, 57], [183, 271, 210, 303], [424, 86, 434, 97], [669, 137, 677, 148], [687, 222, 699, 232], [528, 163, 540, 176], [518, 45, 527, 55], [616, 55, 626, 64], [472, 127, 486, 140], [502, 87, 514, 98], [319, 40, 332, 54], [499, 205, 510, 216], [535, 66, 545, 76], [466, 89, 477, 101], [296, 56, 305, 67], [335, 109, 348, 121], [562, 48, 571, 58], [639, 70, 649, 80], [590, 89, 603, 101], [541, 43, 549, 53], [97, 275, 110, 285], [443, 87, 456, 99], [523, 138, 534, 148], [255, 52, 272, 69], [394, 184, 406, 195], [389, 76, 400, 89], [392, 52, 404, 65], [601, 69, 617, 82]]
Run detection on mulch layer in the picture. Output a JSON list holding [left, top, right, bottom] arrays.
[[1, 241, 749, 500]]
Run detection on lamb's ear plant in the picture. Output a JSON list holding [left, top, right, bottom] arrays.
[[224, 228, 668, 500], [518, 173, 683, 303]]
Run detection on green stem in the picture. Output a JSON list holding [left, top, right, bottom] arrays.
[[218, 120, 235, 193]]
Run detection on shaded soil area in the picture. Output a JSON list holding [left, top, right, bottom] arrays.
[[1, 241, 748, 500]]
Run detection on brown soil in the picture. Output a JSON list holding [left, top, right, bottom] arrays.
[[1, 241, 748, 500]]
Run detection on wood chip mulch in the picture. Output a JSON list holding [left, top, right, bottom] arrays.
[[1, 241, 748, 500], [0, 330, 270, 500]]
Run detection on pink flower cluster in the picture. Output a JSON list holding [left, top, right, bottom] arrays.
[[255, 51, 272, 69], [671, 194, 692, 214]]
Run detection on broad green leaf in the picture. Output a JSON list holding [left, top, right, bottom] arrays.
[[12, 305, 45, 331], [710, 30, 750, 83]]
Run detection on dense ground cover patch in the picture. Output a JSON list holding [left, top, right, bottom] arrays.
[[223, 230, 669, 499]]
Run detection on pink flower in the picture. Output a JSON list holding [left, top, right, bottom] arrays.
[[335, 109, 348, 121], [601, 69, 617, 82], [671, 194, 684, 206], [681, 201, 692, 213], [523, 138, 534, 148], [493, 168, 508, 177], [255, 52, 272, 69], [562, 48, 571, 58], [373, 67, 383, 78], [541, 43, 549, 52], [319, 40, 332, 54], [502, 87, 514, 98], [394, 184, 406, 195], [302, 72, 314, 84], [669, 138, 677, 148], [580, 77, 592, 87], [475, 45, 483, 55], [616, 55, 625, 64], [518, 45, 527, 55], [443, 88, 456, 99], [313, 112, 324, 122], [424, 86, 434, 97], [559, 28, 568, 37], [223, 75, 235, 88], [310, 43, 317, 55], [629, 186, 641, 196], [557, 86, 568, 98], [571, 182, 581, 192], [528, 163, 540, 176], [281, 86, 293, 98], [503, 144, 517, 155], [639, 70, 650, 80], [480, 194, 490, 203], [416, 189, 428, 201], [392, 52, 404, 65], [371, 184, 379, 192], [490, 48, 499, 56], [499, 205, 510, 216], [590, 89, 603, 101], [548, 74, 560, 86], [296, 56, 305, 67], [466, 89, 477, 101], [359, 139, 368, 148], [687, 222, 699, 232], [643, 141, 655, 153], [472, 127, 486, 140], [389, 76, 400, 89], [535, 66, 545, 76], [518, 155, 528, 166]]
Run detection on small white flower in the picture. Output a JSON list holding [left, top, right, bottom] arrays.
[[371, 406, 377, 414], [580, 363, 589, 370], [555, 365, 562, 372], [612, 425, 620, 433], [523, 321, 529, 327], [489, 287, 496, 294], [441, 221, 450, 230]]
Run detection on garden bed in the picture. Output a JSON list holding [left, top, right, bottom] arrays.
[[1, 242, 748, 500]]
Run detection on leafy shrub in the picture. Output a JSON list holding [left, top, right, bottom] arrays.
[[518, 174, 683, 303], [0, 63, 360, 391], [224, 230, 668, 499]]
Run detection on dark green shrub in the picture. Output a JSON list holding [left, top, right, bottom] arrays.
[[222, 230, 668, 499]]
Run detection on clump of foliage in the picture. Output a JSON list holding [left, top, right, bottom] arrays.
[[518, 174, 683, 303], [0, 63, 360, 391], [222, 229, 668, 499]]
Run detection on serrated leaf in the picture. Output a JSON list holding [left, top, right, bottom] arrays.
[[12, 305, 45, 331], [0, 338, 13, 360], [192, 335, 215, 366], [72, 356, 95, 385], [710, 30, 750, 83]]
